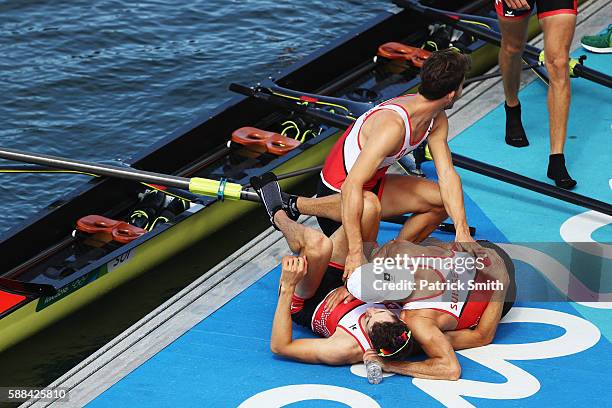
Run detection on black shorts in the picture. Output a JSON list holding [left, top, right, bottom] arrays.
[[291, 264, 344, 329], [315, 176, 385, 237], [478, 240, 516, 319], [495, 0, 577, 20]]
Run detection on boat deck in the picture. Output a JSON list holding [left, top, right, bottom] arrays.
[[25, 2, 611, 407]]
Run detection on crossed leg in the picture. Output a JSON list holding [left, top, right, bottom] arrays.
[[274, 190, 382, 298]]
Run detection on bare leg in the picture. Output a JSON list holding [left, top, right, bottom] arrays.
[[499, 17, 531, 147], [273, 191, 380, 297], [294, 190, 382, 223], [295, 194, 342, 221], [498, 17, 530, 107], [274, 211, 332, 299], [540, 14, 576, 155], [379, 174, 447, 243]]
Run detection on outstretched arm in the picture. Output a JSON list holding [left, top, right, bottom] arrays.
[[342, 111, 404, 278], [271, 256, 355, 365], [373, 315, 461, 380], [427, 113, 472, 244]]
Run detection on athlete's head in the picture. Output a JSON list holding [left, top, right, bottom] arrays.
[[365, 308, 414, 359], [418, 49, 471, 109]]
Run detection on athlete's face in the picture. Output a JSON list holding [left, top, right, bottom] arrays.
[[364, 308, 397, 332]]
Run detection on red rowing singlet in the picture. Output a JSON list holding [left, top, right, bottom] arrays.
[[401, 251, 494, 330], [320, 96, 434, 192], [311, 291, 402, 352]]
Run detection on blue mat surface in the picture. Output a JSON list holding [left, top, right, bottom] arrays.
[[89, 50, 611, 407]]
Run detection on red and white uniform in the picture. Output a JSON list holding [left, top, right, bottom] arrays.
[[320, 96, 434, 194], [402, 251, 494, 329], [311, 295, 403, 352]]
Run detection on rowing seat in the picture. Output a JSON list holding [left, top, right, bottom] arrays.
[[377, 42, 431, 68], [76, 215, 146, 244], [231, 127, 301, 156]]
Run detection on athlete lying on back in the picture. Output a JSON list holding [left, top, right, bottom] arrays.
[[252, 173, 515, 379]]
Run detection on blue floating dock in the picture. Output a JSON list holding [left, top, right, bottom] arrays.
[[31, 7, 611, 408]]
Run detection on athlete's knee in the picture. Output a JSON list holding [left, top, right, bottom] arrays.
[[362, 191, 382, 220], [446, 363, 462, 381], [544, 52, 570, 77], [304, 228, 333, 259], [500, 37, 525, 58], [430, 202, 447, 219]]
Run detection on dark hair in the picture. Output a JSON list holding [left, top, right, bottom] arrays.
[[419, 49, 471, 100], [477, 240, 516, 317], [369, 317, 414, 360]]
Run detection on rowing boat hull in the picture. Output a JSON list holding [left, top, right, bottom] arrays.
[[0, 133, 340, 352]]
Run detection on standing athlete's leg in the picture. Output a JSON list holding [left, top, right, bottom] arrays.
[[379, 174, 447, 243], [498, 16, 531, 147], [541, 13, 577, 189]]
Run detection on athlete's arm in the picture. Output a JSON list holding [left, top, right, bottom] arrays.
[[342, 111, 404, 278], [270, 256, 355, 365], [378, 314, 461, 380], [427, 112, 472, 244], [445, 249, 510, 350]]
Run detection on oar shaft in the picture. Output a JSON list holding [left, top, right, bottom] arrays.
[[453, 154, 612, 216], [0, 147, 191, 189], [0, 147, 248, 201]]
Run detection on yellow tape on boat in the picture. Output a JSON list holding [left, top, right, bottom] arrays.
[[189, 177, 243, 200]]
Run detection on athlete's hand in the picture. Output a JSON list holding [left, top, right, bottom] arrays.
[[363, 349, 386, 370], [324, 286, 356, 312], [343, 252, 368, 281], [472, 247, 508, 283], [503, 0, 531, 11], [280, 255, 308, 289], [453, 233, 481, 255]]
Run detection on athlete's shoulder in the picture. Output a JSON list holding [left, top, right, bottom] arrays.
[[428, 110, 449, 138], [434, 110, 448, 125], [363, 108, 405, 136], [328, 331, 364, 362]]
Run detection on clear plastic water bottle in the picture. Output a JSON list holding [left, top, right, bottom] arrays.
[[365, 360, 383, 384]]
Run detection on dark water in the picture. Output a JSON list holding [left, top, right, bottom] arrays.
[[0, 0, 390, 391], [0, 0, 390, 235]]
